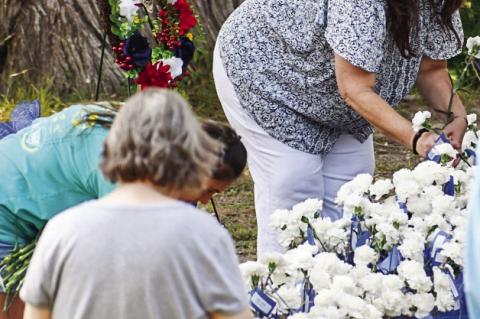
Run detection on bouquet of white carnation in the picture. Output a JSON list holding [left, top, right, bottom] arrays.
[[239, 119, 476, 319]]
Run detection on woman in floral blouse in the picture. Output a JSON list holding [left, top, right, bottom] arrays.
[[213, 0, 467, 256]]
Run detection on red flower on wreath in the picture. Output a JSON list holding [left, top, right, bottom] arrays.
[[173, 0, 197, 35], [134, 61, 173, 90]]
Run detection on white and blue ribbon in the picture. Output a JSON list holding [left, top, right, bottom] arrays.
[[249, 287, 276, 317], [427, 133, 450, 163]]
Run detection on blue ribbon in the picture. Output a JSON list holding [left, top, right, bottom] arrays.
[[465, 148, 477, 165], [426, 229, 451, 268], [430, 270, 469, 318], [443, 176, 455, 196], [427, 133, 450, 163], [249, 287, 276, 317], [377, 246, 402, 274], [306, 225, 315, 246]]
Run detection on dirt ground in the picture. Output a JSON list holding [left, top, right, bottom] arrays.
[[200, 94, 480, 262]]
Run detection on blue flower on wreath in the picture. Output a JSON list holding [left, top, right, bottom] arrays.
[[123, 31, 152, 67], [174, 38, 196, 67]]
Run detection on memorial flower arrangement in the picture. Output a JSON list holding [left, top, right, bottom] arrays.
[[107, 0, 197, 89], [240, 36, 480, 319], [241, 135, 476, 318]]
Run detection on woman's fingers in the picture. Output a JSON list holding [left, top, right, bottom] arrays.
[[443, 118, 467, 150]]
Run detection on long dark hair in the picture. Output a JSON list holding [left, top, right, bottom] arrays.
[[386, 0, 463, 58]]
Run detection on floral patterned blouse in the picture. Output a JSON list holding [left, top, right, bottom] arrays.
[[217, 0, 463, 155]]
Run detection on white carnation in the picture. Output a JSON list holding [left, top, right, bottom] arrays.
[[397, 260, 432, 293], [312, 253, 352, 277], [275, 285, 303, 310], [412, 111, 431, 132], [287, 313, 311, 319], [467, 113, 477, 126], [292, 198, 323, 220], [407, 293, 435, 318], [259, 252, 286, 272], [354, 245, 377, 267], [284, 243, 317, 271], [369, 179, 393, 200], [357, 272, 384, 295], [412, 161, 450, 186], [433, 267, 456, 312], [440, 241, 464, 267], [239, 261, 266, 289], [395, 180, 421, 202], [466, 36, 480, 58], [431, 143, 458, 160], [119, 0, 140, 22], [462, 130, 477, 151], [352, 174, 374, 193], [398, 230, 425, 262], [431, 195, 456, 215], [310, 269, 332, 290], [406, 195, 431, 217]]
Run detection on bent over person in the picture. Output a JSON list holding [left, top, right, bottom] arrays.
[[214, 0, 467, 256], [20, 89, 252, 319], [0, 99, 247, 317]]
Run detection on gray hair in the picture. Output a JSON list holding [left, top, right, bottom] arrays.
[[101, 88, 222, 193]]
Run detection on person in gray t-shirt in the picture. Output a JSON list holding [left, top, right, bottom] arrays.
[[20, 89, 252, 319]]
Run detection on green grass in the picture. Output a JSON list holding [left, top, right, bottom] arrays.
[[0, 79, 66, 121]]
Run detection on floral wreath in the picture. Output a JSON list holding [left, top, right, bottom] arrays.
[[105, 0, 197, 90]]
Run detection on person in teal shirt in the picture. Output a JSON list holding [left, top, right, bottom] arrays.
[[466, 144, 480, 317], [0, 104, 116, 248], [0, 100, 248, 318]]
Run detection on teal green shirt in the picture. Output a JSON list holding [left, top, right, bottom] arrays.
[[0, 105, 115, 245]]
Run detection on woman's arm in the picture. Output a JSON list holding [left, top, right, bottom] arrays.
[[23, 304, 51, 319], [334, 53, 437, 157], [210, 309, 253, 319], [416, 56, 467, 149]]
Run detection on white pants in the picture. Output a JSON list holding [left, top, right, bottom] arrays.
[[213, 45, 375, 257]]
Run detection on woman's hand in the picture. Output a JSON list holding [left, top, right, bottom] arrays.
[[443, 117, 467, 150], [416, 131, 439, 158]]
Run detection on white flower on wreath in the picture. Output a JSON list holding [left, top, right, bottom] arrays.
[[412, 111, 431, 132], [119, 0, 140, 22], [162, 57, 184, 78], [466, 36, 480, 58]]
